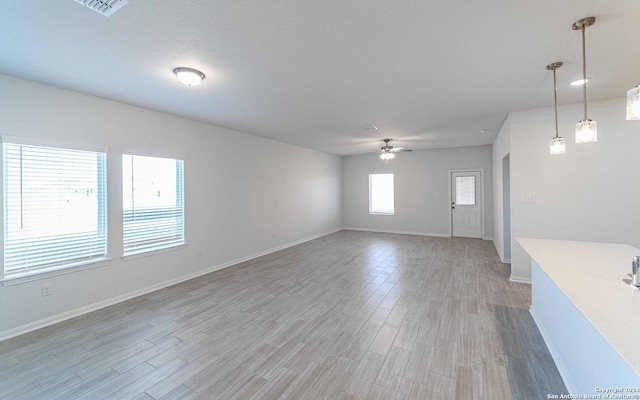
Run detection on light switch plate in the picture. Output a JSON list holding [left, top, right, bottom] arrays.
[[521, 194, 533, 203]]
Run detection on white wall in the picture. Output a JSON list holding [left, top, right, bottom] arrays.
[[500, 97, 640, 281], [502, 155, 511, 261], [0, 74, 343, 338], [343, 145, 493, 239], [492, 115, 511, 263]]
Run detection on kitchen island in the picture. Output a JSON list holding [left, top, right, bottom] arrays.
[[517, 237, 640, 395]]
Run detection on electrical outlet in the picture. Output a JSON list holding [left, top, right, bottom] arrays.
[[521, 194, 533, 203], [42, 283, 53, 297]]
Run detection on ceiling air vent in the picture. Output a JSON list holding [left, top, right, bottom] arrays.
[[74, 0, 129, 17]]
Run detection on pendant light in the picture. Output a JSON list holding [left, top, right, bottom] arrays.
[[547, 62, 565, 155], [627, 83, 640, 120], [572, 17, 597, 143]]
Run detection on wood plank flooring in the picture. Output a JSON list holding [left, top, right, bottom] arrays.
[[0, 230, 566, 399]]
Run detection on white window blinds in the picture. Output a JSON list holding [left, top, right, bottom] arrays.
[[455, 176, 476, 205], [122, 154, 184, 256], [3, 142, 108, 278]]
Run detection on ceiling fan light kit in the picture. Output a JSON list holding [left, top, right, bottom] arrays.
[[380, 139, 395, 164], [380, 152, 395, 163], [362, 139, 412, 163]]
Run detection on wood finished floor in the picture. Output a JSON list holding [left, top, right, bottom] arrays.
[[0, 230, 566, 399]]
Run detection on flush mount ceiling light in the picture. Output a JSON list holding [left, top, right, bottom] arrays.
[[547, 62, 566, 155], [572, 17, 597, 143], [173, 67, 205, 87], [626, 83, 640, 120]]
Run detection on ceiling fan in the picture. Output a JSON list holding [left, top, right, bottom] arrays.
[[363, 139, 412, 164]]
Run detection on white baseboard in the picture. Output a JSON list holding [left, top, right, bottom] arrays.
[[530, 308, 575, 394], [343, 227, 497, 242], [491, 239, 512, 264], [0, 229, 341, 342], [509, 276, 532, 284], [342, 227, 450, 238]]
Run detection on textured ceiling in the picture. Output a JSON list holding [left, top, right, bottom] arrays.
[[1, 0, 639, 155]]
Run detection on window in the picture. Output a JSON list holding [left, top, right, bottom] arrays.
[[369, 173, 394, 214], [455, 176, 476, 205], [3, 141, 107, 279], [123, 154, 184, 256]]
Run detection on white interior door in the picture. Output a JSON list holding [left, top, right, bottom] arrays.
[[451, 171, 482, 238]]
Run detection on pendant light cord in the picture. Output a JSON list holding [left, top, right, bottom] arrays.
[[553, 68, 559, 138], [581, 26, 588, 120]]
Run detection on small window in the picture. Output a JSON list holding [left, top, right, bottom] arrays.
[[369, 173, 394, 214], [3, 142, 108, 279], [455, 176, 476, 205], [122, 154, 184, 256]]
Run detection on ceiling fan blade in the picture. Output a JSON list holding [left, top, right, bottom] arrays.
[[391, 148, 412, 153], [361, 150, 383, 155]]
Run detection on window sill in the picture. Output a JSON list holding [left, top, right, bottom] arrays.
[[369, 212, 395, 216], [1, 258, 112, 286], [121, 243, 187, 261]]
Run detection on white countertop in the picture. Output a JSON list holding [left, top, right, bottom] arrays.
[[517, 237, 640, 376]]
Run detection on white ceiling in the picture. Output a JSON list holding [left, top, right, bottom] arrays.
[[1, 0, 639, 155]]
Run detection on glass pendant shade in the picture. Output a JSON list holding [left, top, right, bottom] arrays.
[[550, 136, 566, 154], [575, 119, 597, 143], [627, 85, 640, 120]]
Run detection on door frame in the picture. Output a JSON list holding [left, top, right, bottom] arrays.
[[448, 168, 486, 239]]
